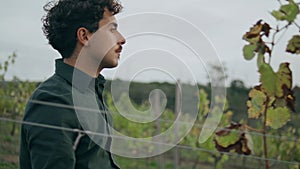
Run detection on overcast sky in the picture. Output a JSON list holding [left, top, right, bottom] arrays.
[[0, 0, 299, 87]]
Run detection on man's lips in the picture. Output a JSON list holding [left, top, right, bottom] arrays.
[[116, 46, 122, 53]]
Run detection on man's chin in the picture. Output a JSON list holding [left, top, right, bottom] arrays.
[[108, 62, 118, 68]]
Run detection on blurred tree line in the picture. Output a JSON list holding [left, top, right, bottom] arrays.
[[105, 79, 300, 124], [1, 70, 300, 136]]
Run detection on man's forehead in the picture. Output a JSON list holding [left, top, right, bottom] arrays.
[[99, 8, 116, 27]]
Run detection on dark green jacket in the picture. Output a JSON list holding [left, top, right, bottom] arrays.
[[20, 59, 120, 169]]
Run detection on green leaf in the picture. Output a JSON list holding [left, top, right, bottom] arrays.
[[247, 88, 267, 119], [198, 89, 209, 117], [243, 44, 257, 60], [214, 123, 252, 155], [271, 10, 287, 21], [243, 20, 263, 43], [282, 1, 299, 22], [259, 64, 277, 96], [271, 1, 299, 22], [286, 35, 300, 54], [259, 63, 293, 98], [198, 135, 216, 150], [266, 107, 291, 129], [276, 63, 292, 97], [244, 132, 253, 155], [4, 61, 8, 72], [215, 130, 240, 148], [245, 36, 261, 44], [273, 98, 288, 108]]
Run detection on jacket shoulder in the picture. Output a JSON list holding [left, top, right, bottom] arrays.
[[23, 74, 79, 128]]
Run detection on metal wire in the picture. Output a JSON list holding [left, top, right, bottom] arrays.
[[28, 99, 300, 142], [0, 116, 299, 166], [0, 96, 298, 143]]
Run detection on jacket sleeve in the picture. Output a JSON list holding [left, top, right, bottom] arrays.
[[22, 92, 79, 169]]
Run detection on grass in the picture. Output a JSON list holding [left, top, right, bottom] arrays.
[[0, 161, 18, 169], [0, 120, 297, 169], [0, 121, 20, 169]]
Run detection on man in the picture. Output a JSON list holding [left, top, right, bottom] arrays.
[[19, 0, 126, 168]]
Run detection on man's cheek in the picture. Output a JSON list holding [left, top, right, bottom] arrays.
[[86, 33, 113, 58]]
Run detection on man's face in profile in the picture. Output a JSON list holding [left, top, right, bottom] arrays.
[[83, 8, 126, 69]]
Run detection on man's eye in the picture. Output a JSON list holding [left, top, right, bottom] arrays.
[[110, 26, 117, 32]]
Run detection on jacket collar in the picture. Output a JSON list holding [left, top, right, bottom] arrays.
[[55, 59, 106, 93]]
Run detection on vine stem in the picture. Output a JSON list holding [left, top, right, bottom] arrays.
[[268, 23, 290, 64], [293, 21, 300, 30], [263, 98, 270, 169], [245, 125, 263, 133]]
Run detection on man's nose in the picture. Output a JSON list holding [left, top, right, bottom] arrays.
[[118, 33, 126, 45]]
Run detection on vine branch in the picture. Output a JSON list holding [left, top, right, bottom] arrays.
[[245, 125, 263, 133], [268, 23, 290, 64], [263, 98, 270, 169], [293, 21, 300, 29]]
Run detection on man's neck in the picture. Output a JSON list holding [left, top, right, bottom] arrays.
[[64, 54, 102, 78]]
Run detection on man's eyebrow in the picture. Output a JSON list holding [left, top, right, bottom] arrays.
[[109, 22, 118, 28]]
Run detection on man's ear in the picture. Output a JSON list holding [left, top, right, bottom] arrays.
[[77, 27, 91, 46]]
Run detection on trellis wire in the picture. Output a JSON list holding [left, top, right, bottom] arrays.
[[2, 98, 298, 143], [0, 116, 299, 167]]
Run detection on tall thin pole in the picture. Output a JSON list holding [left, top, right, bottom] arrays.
[[174, 80, 181, 169], [154, 90, 163, 169]]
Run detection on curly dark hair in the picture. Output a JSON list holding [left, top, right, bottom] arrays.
[[42, 0, 123, 58]]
